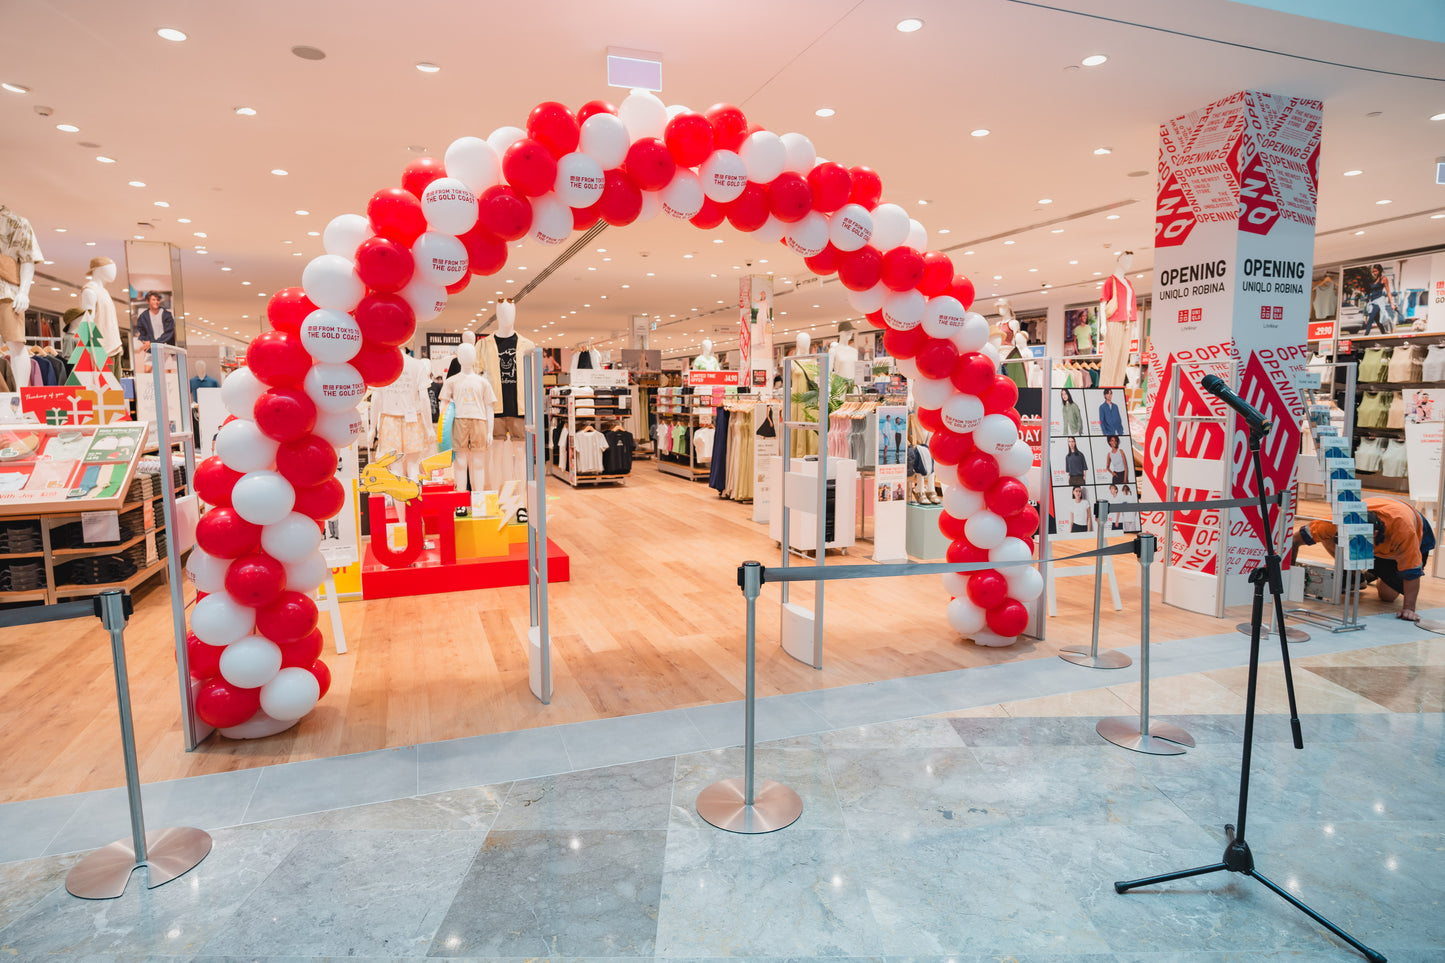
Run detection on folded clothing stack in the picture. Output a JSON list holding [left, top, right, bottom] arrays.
[[0, 521, 42, 553], [0, 559, 45, 592]]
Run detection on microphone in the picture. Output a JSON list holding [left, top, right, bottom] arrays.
[[1200, 374, 1272, 435]]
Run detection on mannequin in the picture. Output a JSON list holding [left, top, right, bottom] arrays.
[[79, 257, 123, 364], [189, 360, 219, 401], [789, 331, 819, 457], [369, 340, 434, 480], [692, 338, 720, 371], [828, 322, 859, 384], [480, 298, 537, 485], [568, 340, 601, 374], [1099, 250, 1136, 387], [439, 342, 495, 491], [989, 300, 1016, 350], [2, 206, 44, 387]]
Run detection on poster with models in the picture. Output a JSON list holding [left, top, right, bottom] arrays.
[[1048, 386, 1134, 536]]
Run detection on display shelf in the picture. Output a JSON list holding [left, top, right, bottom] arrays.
[[50, 529, 152, 556], [0, 588, 49, 603], [547, 396, 631, 488], [52, 556, 167, 598], [0, 550, 44, 560]]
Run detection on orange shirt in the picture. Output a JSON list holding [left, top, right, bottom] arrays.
[[1308, 497, 1423, 572]]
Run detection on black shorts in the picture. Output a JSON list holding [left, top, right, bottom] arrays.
[[1111, 471, 1127, 484]]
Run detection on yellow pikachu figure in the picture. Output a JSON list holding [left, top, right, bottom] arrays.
[[359, 450, 422, 502], [418, 449, 453, 479]]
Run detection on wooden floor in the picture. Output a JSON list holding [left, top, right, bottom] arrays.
[[2, 468, 1438, 804]]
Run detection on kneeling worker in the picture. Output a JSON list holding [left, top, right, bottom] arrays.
[[1291, 497, 1435, 621]]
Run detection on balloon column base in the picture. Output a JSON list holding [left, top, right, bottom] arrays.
[[219, 710, 302, 740], [360, 536, 569, 599], [65, 826, 212, 900]]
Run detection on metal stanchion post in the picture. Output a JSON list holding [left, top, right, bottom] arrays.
[[1060, 499, 1132, 669], [697, 561, 803, 834], [1096, 536, 1196, 756]]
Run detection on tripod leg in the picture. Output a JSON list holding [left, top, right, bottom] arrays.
[[1115, 861, 1228, 893], [1249, 870, 1387, 963], [1269, 571, 1306, 749]]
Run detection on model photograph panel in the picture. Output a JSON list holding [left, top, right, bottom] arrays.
[[1051, 436, 1090, 488]]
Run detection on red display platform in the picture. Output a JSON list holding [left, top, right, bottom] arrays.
[[360, 537, 570, 600]]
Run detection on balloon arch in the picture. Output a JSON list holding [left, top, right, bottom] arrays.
[[182, 91, 1044, 737]]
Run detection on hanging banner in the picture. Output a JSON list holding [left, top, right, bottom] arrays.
[[873, 405, 907, 562], [740, 274, 774, 377], [1144, 90, 1320, 612]]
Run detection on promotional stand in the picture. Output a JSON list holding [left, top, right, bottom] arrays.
[[777, 352, 832, 669], [524, 349, 552, 704]]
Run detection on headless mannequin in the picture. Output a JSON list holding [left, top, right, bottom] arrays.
[[483, 299, 534, 486], [2, 205, 42, 388], [369, 340, 433, 480], [1100, 250, 1136, 387], [829, 323, 859, 383], [989, 299, 1015, 350], [693, 338, 720, 371], [440, 342, 495, 492]]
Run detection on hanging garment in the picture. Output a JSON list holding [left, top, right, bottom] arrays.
[[1381, 439, 1409, 476], [1387, 392, 1406, 429], [709, 408, 730, 492], [1386, 344, 1423, 383], [1313, 279, 1337, 319], [1424, 344, 1445, 382], [1359, 347, 1391, 383], [1354, 437, 1385, 473], [601, 429, 635, 474], [573, 429, 609, 473]]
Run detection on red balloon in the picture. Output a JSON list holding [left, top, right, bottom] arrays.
[[929, 428, 973, 466], [664, 112, 715, 168], [624, 137, 677, 192], [253, 387, 317, 443], [919, 252, 955, 297], [882, 324, 929, 359], [967, 570, 1009, 608], [527, 101, 579, 158], [276, 434, 337, 489], [807, 162, 852, 213], [353, 236, 414, 294], [292, 476, 345, 521], [917, 406, 944, 433], [803, 243, 841, 275], [1003, 408, 1023, 433], [248, 330, 312, 389], [196, 678, 261, 729], [938, 511, 969, 541], [256, 591, 319, 644], [864, 309, 887, 329], [194, 456, 242, 508], [354, 293, 416, 346], [849, 166, 883, 208], [704, 103, 749, 152], [951, 352, 996, 396], [987, 477, 1030, 517], [767, 172, 812, 223], [575, 99, 616, 124], [950, 274, 977, 310], [597, 169, 643, 226], [959, 451, 1001, 491], [725, 182, 769, 232], [350, 341, 406, 387], [476, 185, 533, 241], [946, 537, 989, 566], [915, 338, 959, 380], [502, 137, 557, 197], [457, 223, 508, 277], [401, 156, 446, 199], [689, 196, 725, 229], [987, 599, 1029, 637], [187, 633, 224, 681], [367, 187, 426, 246], [573, 203, 601, 231], [445, 273, 471, 295], [195, 507, 262, 559], [278, 628, 324, 669], [224, 551, 287, 607], [880, 246, 926, 292], [267, 288, 315, 334], [310, 659, 332, 699], [982, 375, 1020, 414], [838, 246, 882, 292], [1007, 505, 1040, 540]]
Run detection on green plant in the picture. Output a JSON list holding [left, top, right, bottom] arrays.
[[791, 369, 851, 422]]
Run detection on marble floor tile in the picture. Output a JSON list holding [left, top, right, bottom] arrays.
[[928, 703, 1011, 718], [654, 827, 882, 957], [1202, 664, 1393, 715], [825, 747, 1001, 830], [236, 783, 507, 832], [1304, 664, 1445, 712], [798, 677, 950, 729], [429, 829, 667, 958], [817, 716, 967, 750], [242, 746, 419, 824], [491, 758, 675, 831], [417, 726, 573, 795], [684, 695, 834, 746], [999, 685, 1136, 718], [558, 709, 712, 771], [200, 829, 480, 957], [0, 793, 83, 863], [950, 715, 1109, 747], [0, 851, 80, 932], [1106, 673, 1249, 716], [669, 745, 844, 832]]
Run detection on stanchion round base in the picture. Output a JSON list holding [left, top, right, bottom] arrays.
[[1096, 717, 1195, 755], [1235, 621, 1309, 642], [1414, 618, 1445, 635], [1059, 646, 1133, 669], [696, 777, 802, 834], [65, 826, 212, 899]]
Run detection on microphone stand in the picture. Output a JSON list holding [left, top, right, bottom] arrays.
[[1114, 423, 1386, 963]]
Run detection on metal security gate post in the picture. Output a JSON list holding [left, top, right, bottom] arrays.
[[524, 349, 551, 704]]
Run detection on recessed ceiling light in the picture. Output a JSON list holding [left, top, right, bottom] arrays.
[[294, 209, 309, 215], [992, 275, 1002, 280], [291, 45, 326, 61], [242, 281, 252, 285], [815, 107, 835, 118], [55, 123, 79, 133], [415, 62, 441, 73], [1028, 268, 1039, 272], [128, 180, 146, 187], [1081, 54, 1107, 66], [234, 106, 257, 116], [1432, 213, 1445, 219], [220, 266, 232, 272], [963, 250, 974, 255], [896, 18, 924, 32], [271, 169, 288, 176], [683, 253, 693, 259], [85, 241, 95, 246], [2, 82, 30, 94], [1069, 259, 1079, 265], [1343, 170, 1363, 176], [938, 228, 950, 234], [1003, 240, 1015, 245], [713, 238, 723, 244], [194, 231, 207, 237], [1105, 213, 1120, 220], [1093, 147, 1112, 155], [1051, 228, 1064, 234], [1038, 198, 1053, 205], [96, 155, 116, 163], [306, 230, 320, 236], [1431, 112, 1445, 121], [54, 227, 66, 233], [177, 217, 191, 223], [1354, 230, 1366, 235], [132, 234, 144, 240], [156, 27, 188, 42], [153, 200, 169, 207], [1376, 199, 1392, 205], [970, 129, 990, 137]]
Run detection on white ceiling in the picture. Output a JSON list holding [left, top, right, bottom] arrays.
[[4, 0, 1443, 357]]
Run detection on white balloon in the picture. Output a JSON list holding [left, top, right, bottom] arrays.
[[486, 126, 526, 158], [921, 295, 966, 340], [219, 710, 298, 740], [990, 536, 1034, 566], [846, 282, 887, 315], [219, 635, 284, 689], [739, 130, 786, 183], [1024, 466, 1045, 501], [870, 203, 910, 251], [666, 103, 689, 119], [579, 113, 629, 169], [753, 214, 786, 245], [420, 177, 478, 235], [303, 362, 366, 414], [636, 189, 662, 224], [882, 289, 926, 330], [941, 571, 969, 600], [618, 89, 668, 141], [314, 407, 366, 449], [912, 375, 954, 410], [982, 341, 1002, 367], [934, 461, 960, 489], [231, 470, 297, 526], [780, 132, 816, 174], [444, 137, 502, 194], [946, 595, 988, 636], [828, 203, 873, 252], [660, 168, 704, 219], [301, 255, 364, 312], [965, 510, 1008, 550], [190, 591, 255, 647], [285, 551, 329, 593], [261, 512, 323, 563], [785, 211, 829, 257], [529, 193, 572, 246], [260, 666, 322, 721], [299, 308, 362, 364], [942, 393, 985, 434], [186, 546, 227, 593], [907, 218, 928, 252], [942, 483, 984, 518], [322, 213, 371, 258], [972, 629, 1015, 648], [998, 440, 1034, 477], [700, 150, 748, 202], [553, 151, 606, 208], [220, 366, 266, 421], [955, 311, 991, 353], [1005, 565, 1044, 601], [215, 419, 279, 474], [975, 414, 1019, 456], [895, 357, 921, 382], [400, 277, 447, 323], [412, 231, 469, 284]]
